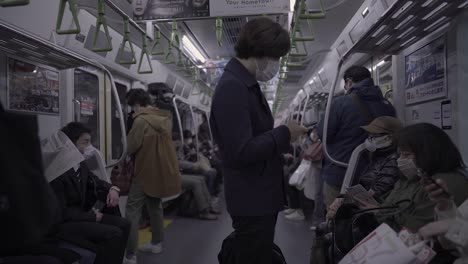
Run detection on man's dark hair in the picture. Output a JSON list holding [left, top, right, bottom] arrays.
[[396, 123, 465, 175], [235, 17, 291, 59], [343, 66, 372, 83], [126, 88, 151, 107], [61, 122, 91, 144]]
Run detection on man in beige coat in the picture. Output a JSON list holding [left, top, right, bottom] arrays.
[[124, 89, 181, 264]]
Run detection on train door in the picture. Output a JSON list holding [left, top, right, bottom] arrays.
[[73, 67, 105, 152]]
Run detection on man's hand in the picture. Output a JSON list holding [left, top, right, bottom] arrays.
[[419, 219, 453, 240], [107, 189, 120, 207], [326, 198, 344, 220], [93, 209, 104, 222]]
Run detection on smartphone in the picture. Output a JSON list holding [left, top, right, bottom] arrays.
[[420, 172, 451, 198], [92, 200, 106, 212]]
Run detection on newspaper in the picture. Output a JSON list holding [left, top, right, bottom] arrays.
[[41, 131, 84, 182], [83, 146, 111, 183]]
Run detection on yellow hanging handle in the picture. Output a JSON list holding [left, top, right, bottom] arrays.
[[92, 0, 113, 52], [56, 0, 81, 35], [0, 0, 29, 7], [117, 17, 137, 65], [216, 17, 223, 47], [138, 33, 153, 74]]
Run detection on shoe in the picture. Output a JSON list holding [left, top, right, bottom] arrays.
[[139, 242, 163, 254], [199, 212, 218, 220], [283, 208, 296, 215], [123, 255, 137, 264], [285, 210, 305, 221]]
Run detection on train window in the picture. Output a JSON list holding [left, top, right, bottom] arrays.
[[74, 69, 100, 149], [111, 82, 128, 159]]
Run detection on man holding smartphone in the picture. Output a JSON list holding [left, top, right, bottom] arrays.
[[50, 122, 130, 264]]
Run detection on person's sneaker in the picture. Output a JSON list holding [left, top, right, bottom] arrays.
[[285, 210, 305, 221], [283, 208, 296, 215], [139, 242, 163, 254], [123, 255, 137, 264]]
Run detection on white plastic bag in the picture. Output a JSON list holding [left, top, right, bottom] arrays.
[[303, 162, 321, 199], [83, 146, 110, 183], [339, 223, 435, 264], [289, 160, 311, 190]]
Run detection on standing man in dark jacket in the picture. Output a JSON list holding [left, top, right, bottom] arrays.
[[316, 66, 395, 207], [211, 18, 307, 264]]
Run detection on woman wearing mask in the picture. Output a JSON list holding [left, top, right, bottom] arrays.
[[355, 123, 468, 232], [358, 116, 403, 199], [210, 17, 307, 263]]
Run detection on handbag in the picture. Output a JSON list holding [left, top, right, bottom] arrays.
[[303, 140, 323, 162], [110, 156, 134, 196], [332, 199, 412, 256]]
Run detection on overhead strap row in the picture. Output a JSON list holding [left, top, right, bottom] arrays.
[[0, 0, 29, 7]]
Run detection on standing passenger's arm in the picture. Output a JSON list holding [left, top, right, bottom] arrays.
[[127, 117, 145, 155]]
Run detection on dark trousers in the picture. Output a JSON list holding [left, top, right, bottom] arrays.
[[230, 214, 278, 264], [58, 214, 130, 264]]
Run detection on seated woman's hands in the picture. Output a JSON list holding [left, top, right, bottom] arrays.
[[423, 178, 454, 211]]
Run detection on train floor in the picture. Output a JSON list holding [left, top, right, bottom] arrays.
[[134, 198, 314, 264]]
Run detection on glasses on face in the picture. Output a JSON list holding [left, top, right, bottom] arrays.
[[368, 133, 388, 140]]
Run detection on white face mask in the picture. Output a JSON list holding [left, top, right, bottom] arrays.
[[255, 58, 280, 82], [364, 135, 392, 152], [186, 139, 193, 145], [83, 145, 94, 159], [397, 158, 419, 180]]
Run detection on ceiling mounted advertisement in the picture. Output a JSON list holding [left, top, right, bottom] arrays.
[[210, 0, 290, 17], [132, 0, 210, 20]]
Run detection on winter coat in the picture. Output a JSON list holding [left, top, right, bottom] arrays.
[[359, 149, 400, 199], [127, 107, 181, 198], [316, 78, 395, 188], [211, 58, 290, 216]]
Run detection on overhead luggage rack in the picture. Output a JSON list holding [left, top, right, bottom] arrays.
[[0, 19, 88, 69], [343, 0, 468, 59]]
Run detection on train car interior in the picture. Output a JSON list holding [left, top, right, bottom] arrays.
[[1, 0, 468, 263]]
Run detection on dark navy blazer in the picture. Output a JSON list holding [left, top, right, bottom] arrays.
[[210, 58, 291, 216]]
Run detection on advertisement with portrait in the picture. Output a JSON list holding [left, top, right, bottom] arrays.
[[404, 37, 447, 105], [132, 0, 210, 20], [210, 0, 290, 17], [7, 58, 60, 115]]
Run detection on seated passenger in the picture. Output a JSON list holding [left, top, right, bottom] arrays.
[[355, 123, 468, 232], [180, 174, 220, 220], [175, 132, 218, 195], [419, 178, 468, 264], [50, 122, 130, 264], [358, 116, 403, 199]]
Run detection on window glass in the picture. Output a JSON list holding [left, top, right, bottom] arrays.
[[74, 70, 100, 149], [111, 82, 128, 159]]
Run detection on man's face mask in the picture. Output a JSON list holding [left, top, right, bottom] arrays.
[[162, 92, 174, 102], [255, 58, 280, 82]]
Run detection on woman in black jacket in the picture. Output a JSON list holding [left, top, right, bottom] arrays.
[[358, 116, 404, 200], [210, 18, 307, 264]]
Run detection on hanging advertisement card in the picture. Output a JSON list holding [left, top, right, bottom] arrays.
[[132, 0, 210, 20], [210, 0, 290, 17], [404, 37, 447, 105]]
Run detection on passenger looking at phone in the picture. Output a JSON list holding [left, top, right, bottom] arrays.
[[353, 123, 468, 232], [419, 178, 468, 264], [50, 122, 130, 264]]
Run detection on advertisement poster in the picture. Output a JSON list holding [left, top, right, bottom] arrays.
[[210, 0, 290, 17], [132, 0, 210, 20], [404, 37, 446, 105], [7, 58, 60, 114]]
